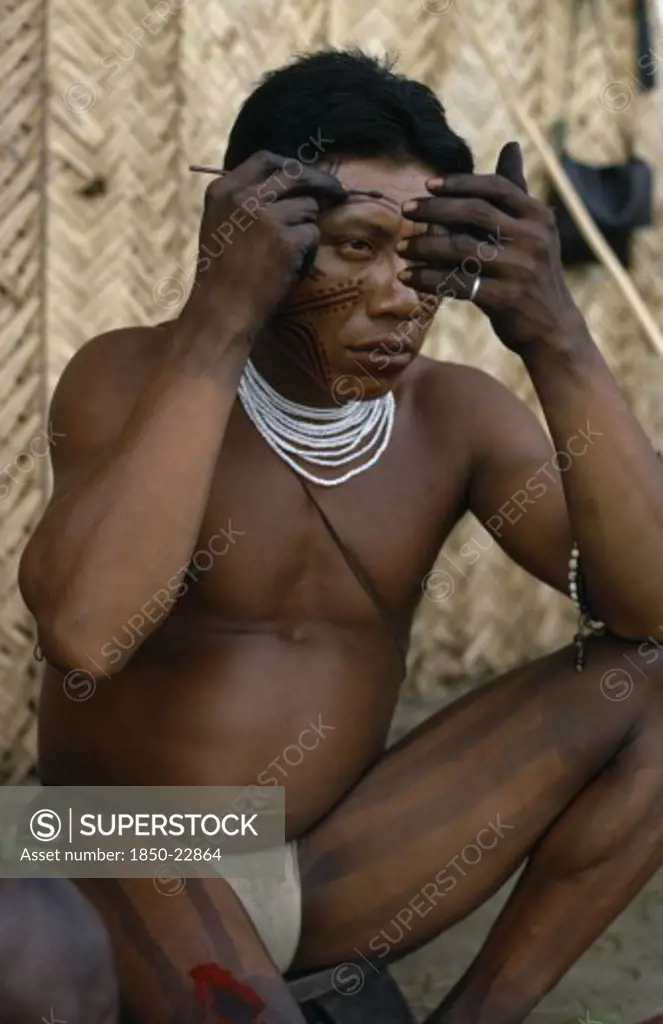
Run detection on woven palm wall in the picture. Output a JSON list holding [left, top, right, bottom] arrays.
[[1, 0, 662, 780]]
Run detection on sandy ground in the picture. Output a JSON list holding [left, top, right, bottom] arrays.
[[385, 690, 663, 1024]]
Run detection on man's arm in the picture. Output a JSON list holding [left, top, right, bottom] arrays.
[[19, 321, 251, 680], [464, 357, 663, 642], [19, 151, 339, 680], [400, 144, 663, 642], [460, 366, 572, 596], [522, 327, 663, 640]]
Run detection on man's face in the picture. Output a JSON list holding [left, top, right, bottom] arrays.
[[268, 157, 441, 402]]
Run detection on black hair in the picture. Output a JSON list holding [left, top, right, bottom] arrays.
[[224, 47, 474, 176]]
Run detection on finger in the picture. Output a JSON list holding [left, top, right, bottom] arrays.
[[399, 264, 475, 299], [289, 221, 320, 246], [403, 195, 521, 238], [219, 149, 288, 188], [218, 151, 347, 207], [398, 231, 511, 272], [203, 151, 287, 209], [298, 245, 318, 279], [243, 167, 346, 212], [289, 222, 321, 277], [271, 196, 320, 224], [424, 172, 534, 219], [495, 141, 529, 194], [275, 170, 347, 207], [399, 265, 517, 312]]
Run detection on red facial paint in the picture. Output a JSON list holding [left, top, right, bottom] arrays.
[[189, 963, 265, 1022]]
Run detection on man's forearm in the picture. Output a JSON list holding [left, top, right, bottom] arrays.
[[522, 323, 663, 639], [398, 147, 663, 637]]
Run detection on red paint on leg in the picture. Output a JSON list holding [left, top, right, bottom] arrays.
[[189, 963, 265, 1021]]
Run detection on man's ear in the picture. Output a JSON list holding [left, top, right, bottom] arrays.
[[495, 141, 529, 194]]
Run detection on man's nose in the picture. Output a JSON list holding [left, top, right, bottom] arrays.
[[365, 254, 422, 320]]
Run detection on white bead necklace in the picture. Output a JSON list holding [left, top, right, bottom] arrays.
[[237, 359, 395, 487]]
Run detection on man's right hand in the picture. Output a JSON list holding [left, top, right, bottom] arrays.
[[179, 150, 347, 341]]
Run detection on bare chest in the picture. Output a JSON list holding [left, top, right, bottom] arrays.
[[181, 398, 468, 632]]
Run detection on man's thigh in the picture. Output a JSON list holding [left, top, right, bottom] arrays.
[[76, 875, 291, 1023], [292, 632, 663, 971]]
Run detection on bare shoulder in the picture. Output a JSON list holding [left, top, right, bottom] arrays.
[[51, 320, 171, 422], [47, 320, 175, 486], [410, 354, 552, 473], [409, 354, 525, 432]]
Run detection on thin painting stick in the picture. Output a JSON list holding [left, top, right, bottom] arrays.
[[188, 164, 385, 200]]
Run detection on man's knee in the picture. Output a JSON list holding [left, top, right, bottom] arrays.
[[0, 878, 119, 1021]]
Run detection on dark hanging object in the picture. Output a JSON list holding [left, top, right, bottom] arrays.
[[635, 0, 657, 92], [547, 0, 655, 268]]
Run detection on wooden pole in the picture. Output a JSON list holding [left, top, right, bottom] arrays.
[[454, 6, 663, 357]]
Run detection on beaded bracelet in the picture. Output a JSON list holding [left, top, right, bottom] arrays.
[[569, 449, 663, 670], [568, 540, 606, 671]]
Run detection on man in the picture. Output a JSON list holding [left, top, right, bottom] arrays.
[[18, 47, 663, 1024]]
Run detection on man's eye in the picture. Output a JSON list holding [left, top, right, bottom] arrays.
[[338, 238, 374, 258]]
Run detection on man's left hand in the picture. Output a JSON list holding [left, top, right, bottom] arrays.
[[399, 141, 585, 352]]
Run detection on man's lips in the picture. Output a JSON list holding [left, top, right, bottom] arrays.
[[346, 336, 413, 374], [346, 335, 414, 355]]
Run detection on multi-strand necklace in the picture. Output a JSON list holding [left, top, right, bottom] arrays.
[[237, 359, 395, 487]]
